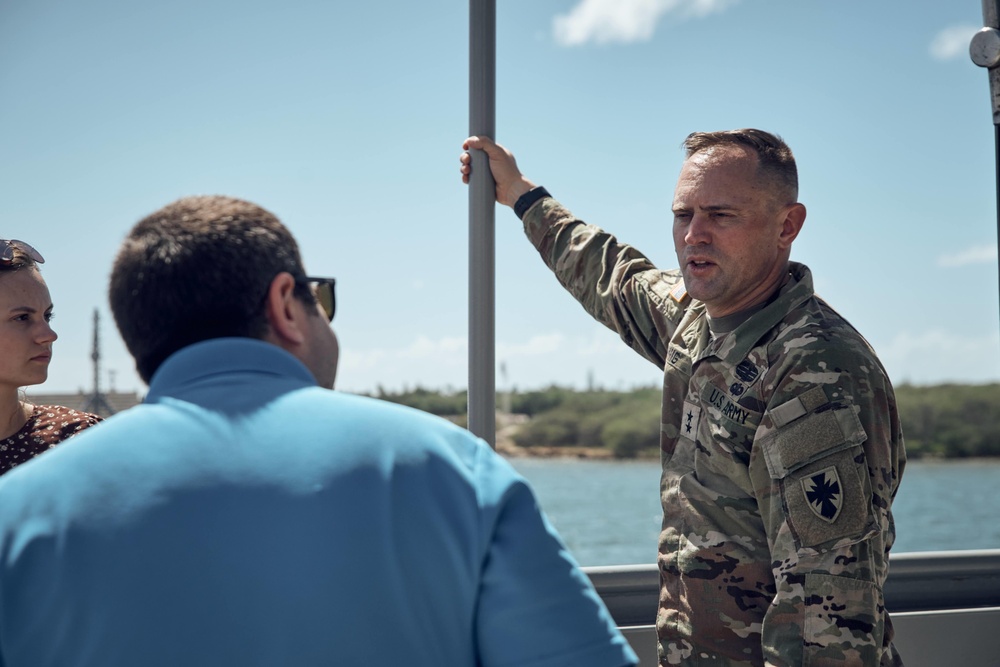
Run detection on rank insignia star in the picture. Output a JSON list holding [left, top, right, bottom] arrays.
[[680, 401, 701, 440]]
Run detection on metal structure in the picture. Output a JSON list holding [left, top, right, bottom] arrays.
[[588, 549, 1000, 628], [81, 309, 115, 417], [971, 0, 1000, 338], [587, 550, 1000, 667], [468, 0, 497, 446]]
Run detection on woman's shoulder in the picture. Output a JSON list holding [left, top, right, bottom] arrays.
[[29, 405, 103, 437]]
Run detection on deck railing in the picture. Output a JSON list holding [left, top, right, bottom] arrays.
[[585, 548, 1000, 627]]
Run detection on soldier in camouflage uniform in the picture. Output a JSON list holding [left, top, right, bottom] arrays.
[[461, 130, 905, 666]]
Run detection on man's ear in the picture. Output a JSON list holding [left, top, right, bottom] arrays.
[[264, 272, 307, 346], [778, 202, 806, 249]]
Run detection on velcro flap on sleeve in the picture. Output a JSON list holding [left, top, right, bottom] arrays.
[[767, 386, 830, 429], [761, 405, 866, 480]]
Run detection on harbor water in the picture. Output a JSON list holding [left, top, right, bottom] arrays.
[[509, 457, 1000, 567]]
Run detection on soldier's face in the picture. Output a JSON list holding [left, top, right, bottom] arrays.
[[671, 147, 803, 318]]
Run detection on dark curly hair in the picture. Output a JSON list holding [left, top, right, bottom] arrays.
[[109, 195, 314, 383]]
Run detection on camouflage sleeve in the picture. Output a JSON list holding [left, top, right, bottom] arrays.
[[521, 197, 685, 368], [748, 329, 905, 666]]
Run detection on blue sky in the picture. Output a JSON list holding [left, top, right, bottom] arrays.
[[1, 0, 997, 396]]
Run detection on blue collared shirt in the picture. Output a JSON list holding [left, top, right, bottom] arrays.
[[0, 338, 636, 667]]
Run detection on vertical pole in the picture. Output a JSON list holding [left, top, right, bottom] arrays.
[[996, 124, 1000, 342], [991, 1, 1000, 345], [971, 1, 1000, 349], [468, 0, 497, 446]]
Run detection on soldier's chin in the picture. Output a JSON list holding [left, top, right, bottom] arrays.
[[680, 277, 712, 301]]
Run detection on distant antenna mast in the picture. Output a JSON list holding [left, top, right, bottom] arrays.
[[92, 309, 99, 396], [82, 309, 115, 416]]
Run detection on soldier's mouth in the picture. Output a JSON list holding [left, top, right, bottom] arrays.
[[687, 260, 716, 269]]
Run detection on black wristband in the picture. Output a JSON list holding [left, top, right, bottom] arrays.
[[514, 186, 551, 220]]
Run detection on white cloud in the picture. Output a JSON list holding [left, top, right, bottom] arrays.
[[929, 25, 979, 61], [337, 330, 663, 392], [338, 336, 466, 375], [936, 243, 998, 268], [574, 330, 631, 355], [880, 329, 1000, 385], [497, 333, 566, 357], [554, 0, 739, 47], [406, 335, 466, 357]]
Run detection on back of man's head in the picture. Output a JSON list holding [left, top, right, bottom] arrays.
[[109, 195, 312, 383]]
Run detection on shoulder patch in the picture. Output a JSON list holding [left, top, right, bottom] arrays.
[[782, 450, 875, 550], [801, 466, 843, 523]]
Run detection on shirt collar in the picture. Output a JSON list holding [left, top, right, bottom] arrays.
[[145, 338, 317, 404]]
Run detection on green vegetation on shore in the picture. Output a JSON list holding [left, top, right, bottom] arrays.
[[895, 383, 1000, 458], [365, 383, 1000, 459]]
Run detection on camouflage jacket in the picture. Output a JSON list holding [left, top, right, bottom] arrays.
[[522, 198, 906, 666]]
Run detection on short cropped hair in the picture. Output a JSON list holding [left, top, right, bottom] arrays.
[[109, 195, 314, 383], [683, 128, 799, 203]]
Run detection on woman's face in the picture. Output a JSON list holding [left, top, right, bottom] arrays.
[[0, 268, 56, 391]]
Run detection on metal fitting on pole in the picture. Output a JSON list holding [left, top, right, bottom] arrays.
[[973, 1, 1000, 123]]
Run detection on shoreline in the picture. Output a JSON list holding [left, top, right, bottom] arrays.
[[497, 442, 619, 460]]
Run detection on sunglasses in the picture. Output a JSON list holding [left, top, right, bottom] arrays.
[[298, 276, 336, 322], [0, 239, 45, 265]]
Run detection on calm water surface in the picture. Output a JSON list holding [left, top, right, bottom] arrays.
[[509, 457, 1000, 567]]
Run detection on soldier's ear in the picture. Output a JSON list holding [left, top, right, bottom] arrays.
[[778, 203, 806, 249]]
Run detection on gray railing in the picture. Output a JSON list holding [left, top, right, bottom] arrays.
[[586, 549, 1000, 627]]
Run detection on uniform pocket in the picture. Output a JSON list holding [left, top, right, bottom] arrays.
[[760, 406, 877, 551]]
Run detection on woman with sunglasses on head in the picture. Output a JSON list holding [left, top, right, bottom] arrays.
[[0, 239, 102, 476]]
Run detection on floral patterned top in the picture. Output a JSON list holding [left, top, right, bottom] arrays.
[[0, 405, 103, 475]]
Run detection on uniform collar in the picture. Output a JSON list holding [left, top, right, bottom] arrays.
[[698, 262, 815, 365]]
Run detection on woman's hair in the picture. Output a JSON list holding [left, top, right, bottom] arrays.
[[0, 241, 42, 275]]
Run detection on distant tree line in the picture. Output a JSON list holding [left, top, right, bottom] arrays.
[[366, 383, 1000, 459], [894, 383, 1000, 458]]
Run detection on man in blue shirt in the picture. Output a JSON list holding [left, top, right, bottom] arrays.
[[0, 195, 638, 667]]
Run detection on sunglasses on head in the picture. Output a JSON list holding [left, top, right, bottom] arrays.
[[297, 276, 336, 322], [0, 239, 45, 265]]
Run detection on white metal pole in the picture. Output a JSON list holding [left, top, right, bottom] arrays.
[[468, 0, 497, 446]]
